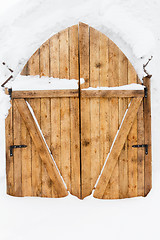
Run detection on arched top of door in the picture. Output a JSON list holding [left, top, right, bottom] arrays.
[[21, 22, 140, 87]]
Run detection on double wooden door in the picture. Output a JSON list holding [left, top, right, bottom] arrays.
[[6, 23, 151, 199]]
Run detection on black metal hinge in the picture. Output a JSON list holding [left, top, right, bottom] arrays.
[[8, 88, 12, 98], [144, 87, 147, 98], [132, 144, 148, 155], [10, 145, 27, 157]]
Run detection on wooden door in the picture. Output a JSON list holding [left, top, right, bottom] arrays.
[[6, 25, 80, 198], [79, 23, 151, 199], [5, 23, 151, 199]]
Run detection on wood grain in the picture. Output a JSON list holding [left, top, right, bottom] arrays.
[[59, 28, 71, 192], [94, 97, 142, 199], [30, 99, 42, 196], [13, 100, 22, 196], [12, 90, 78, 99], [90, 27, 100, 190], [50, 33, 61, 197], [103, 39, 119, 199], [99, 32, 109, 171], [40, 40, 52, 197], [6, 22, 150, 200], [69, 25, 80, 198], [99, 33, 110, 198], [28, 49, 42, 197], [21, 63, 28, 76], [15, 99, 68, 197], [118, 50, 128, 199], [21, 99, 32, 196], [81, 90, 144, 98], [5, 105, 14, 195], [137, 95, 145, 196], [127, 62, 138, 198], [79, 22, 91, 199], [143, 76, 152, 196], [28, 49, 40, 76]]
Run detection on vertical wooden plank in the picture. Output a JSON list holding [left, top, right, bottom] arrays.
[[79, 22, 91, 199], [28, 49, 40, 76], [13, 100, 22, 196], [137, 77, 145, 197], [28, 50, 41, 196], [21, 100, 32, 196], [69, 25, 80, 198], [118, 50, 128, 199], [41, 97, 52, 197], [28, 48, 42, 197], [99, 33, 110, 199], [50, 99, 60, 171], [59, 28, 71, 192], [99, 33, 109, 170], [50, 98, 60, 198], [50, 34, 59, 78], [21, 63, 28, 75], [127, 61, 138, 197], [40, 40, 52, 197], [20, 52, 32, 197], [103, 39, 119, 199], [40, 40, 50, 78], [50, 33, 61, 197], [90, 27, 100, 190], [6, 105, 14, 195], [29, 99, 41, 196], [143, 76, 152, 196], [137, 95, 145, 196]]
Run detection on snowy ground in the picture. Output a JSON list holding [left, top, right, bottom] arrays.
[[0, 0, 160, 239]]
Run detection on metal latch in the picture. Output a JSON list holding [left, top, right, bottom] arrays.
[[10, 145, 27, 157], [132, 144, 148, 155]]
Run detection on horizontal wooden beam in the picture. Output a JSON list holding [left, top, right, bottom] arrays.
[[10, 89, 79, 98], [81, 89, 144, 98], [6, 88, 144, 99]]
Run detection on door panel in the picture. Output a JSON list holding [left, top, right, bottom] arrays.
[[93, 98, 143, 198]]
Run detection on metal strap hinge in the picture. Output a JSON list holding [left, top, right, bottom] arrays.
[[132, 144, 148, 155], [8, 88, 12, 98], [10, 145, 27, 157], [144, 87, 147, 98]]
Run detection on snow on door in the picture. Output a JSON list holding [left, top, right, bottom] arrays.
[[5, 23, 151, 199]]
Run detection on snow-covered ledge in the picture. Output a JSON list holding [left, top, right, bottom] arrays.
[[82, 84, 145, 91], [5, 75, 81, 90]]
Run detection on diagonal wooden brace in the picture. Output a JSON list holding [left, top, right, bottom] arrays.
[[93, 97, 143, 199], [15, 99, 68, 198]]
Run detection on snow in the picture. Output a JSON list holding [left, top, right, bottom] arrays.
[[6, 76, 144, 91], [0, 0, 160, 240], [0, 0, 155, 83], [0, 87, 10, 120], [6, 75, 80, 90], [82, 84, 145, 91]]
